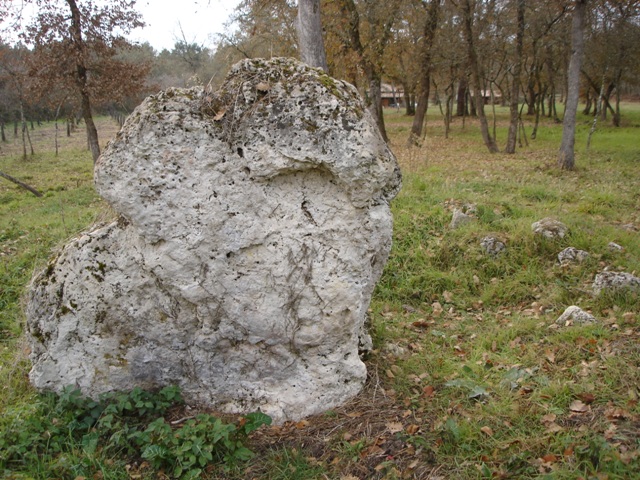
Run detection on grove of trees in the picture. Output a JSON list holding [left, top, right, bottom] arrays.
[[2, 0, 640, 170], [215, 0, 640, 165]]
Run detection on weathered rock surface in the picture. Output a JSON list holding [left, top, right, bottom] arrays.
[[555, 306, 597, 325], [26, 58, 401, 423], [531, 218, 568, 239], [593, 271, 640, 295], [557, 247, 589, 265], [608, 242, 624, 252], [480, 235, 506, 256], [450, 208, 474, 229]]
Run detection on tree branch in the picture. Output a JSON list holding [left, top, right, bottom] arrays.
[[0, 170, 43, 197]]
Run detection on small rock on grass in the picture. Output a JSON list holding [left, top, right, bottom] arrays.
[[608, 242, 624, 252], [556, 306, 597, 325], [557, 247, 589, 265], [593, 271, 640, 295], [480, 235, 506, 256], [384, 343, 406, 357], [531, 218, 568, 239], [450, 208, 474, 229]]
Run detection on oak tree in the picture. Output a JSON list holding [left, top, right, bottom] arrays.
[[19, 0, 147, 163]]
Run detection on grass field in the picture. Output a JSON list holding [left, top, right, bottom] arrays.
[[1, 103, 639, 479]]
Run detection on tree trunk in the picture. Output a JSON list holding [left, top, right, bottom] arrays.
[[456, 76, 467, 116], [403, 83, 414, 115], [0, 121, 5, 142], [526, 68, 537, 115], [531, 84, 547, 139], [468, 90, 476, 116], [366, 73, 388, 142], [67, 0, 101, 163], [613, 85, 621, 127], [461, 0, 499, 153], [19, 102, 28, 159], [444, 88, 453, 139], [296, 0, 328, 71], [600, 82, 614, 121], [408, 0, 441, 146], [587, 73, 606, 151], [409, 84, 430, 146], [505, 0, 525, 153], [558, 0, 587, 170], [338, 0, 391, 141], [583, 88, 592, 115]]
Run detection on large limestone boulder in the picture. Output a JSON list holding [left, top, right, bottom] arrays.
[[26, 58, 401, 423]]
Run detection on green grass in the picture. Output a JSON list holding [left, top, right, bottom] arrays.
[[1, 106, 639, 479]]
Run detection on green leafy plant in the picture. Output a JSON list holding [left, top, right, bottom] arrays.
[[0, 385, 270, 479]]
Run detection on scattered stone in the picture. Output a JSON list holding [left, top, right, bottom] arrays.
[[531, 218, 568, 239], [621, 223, 637, 232], [402, 304, 417, 313], [450, 208, 474, 229], [608, 242, 624, 252], [480, 235, 506, 256], [593, 271, 640, 295], [557, 247, 589, 265], [463, 203, 478, 215], [384, 343, 406, 357], [26, 58, 402, 423], [556, 306, 597, 325]]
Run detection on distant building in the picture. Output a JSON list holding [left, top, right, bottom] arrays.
[[473, 89, 502, 105], [381, 83, 404, 108]]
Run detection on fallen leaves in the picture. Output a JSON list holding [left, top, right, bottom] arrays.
[[422, 385, 436, 398], [540, 413, 563, 433], [569, 400, 590, 413], [212, 109, 226, 121], [604, 405, 633, 421], [480, 426, 494, 436], [385, 422, 404, 434], [405, 424, 420, 435], [578, 392, 596, 404]]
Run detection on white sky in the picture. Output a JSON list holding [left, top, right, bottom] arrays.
[[129, 0, 242, 52]]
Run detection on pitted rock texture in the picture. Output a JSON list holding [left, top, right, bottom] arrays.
[[531, 218, 568, 239], [556, 306, 597, 325], [593, 271, 640, 296], [450, 208, 474, 229], [480, 236, 506, 257], [26, 58, 401, 423], [557, 247, 589, 265]]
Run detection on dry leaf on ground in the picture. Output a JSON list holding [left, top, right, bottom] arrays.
[[386, 421, 404, 433], [569, 400, 590, 413]]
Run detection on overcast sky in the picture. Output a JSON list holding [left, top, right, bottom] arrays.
[[129, 0, 241, 52]]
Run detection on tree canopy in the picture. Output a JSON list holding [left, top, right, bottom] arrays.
[[2, 0, 639, 168]]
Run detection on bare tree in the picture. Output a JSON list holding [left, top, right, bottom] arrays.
[[408, 0, 442, 146], [460, 0, 499, 153], [297, 0, 328, 70], [558, 0, 587, 170], [333, 0, 399, 142], [505, 0, 525, 154]]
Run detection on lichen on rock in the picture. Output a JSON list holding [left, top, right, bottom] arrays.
[[26, 58, 401, 423]]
